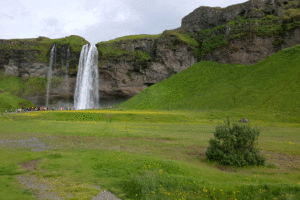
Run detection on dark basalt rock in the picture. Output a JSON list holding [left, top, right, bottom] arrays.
[[181, 0, 290, 33]]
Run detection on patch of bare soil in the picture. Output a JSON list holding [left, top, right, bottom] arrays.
[[0, 136, 51, 151], [264, 151, 300, 172]]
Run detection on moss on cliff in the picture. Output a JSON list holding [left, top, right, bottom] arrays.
[[96, 34, 161, 62], [102, 34, 161, 43], [96, 29, 199, 65], [195, 5, 300, 57], [161, 28, 199, 48], [0, 35, 89, 63], [0, 71, 47, 98]]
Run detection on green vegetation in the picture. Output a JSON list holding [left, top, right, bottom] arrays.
[[0, 71, 47, 95], [206, 117, 266, 167], [162, 28, 199, 48], [0, 109, 299, 199], [1, 4, 300, 200], [0, 35, 89, 63], [119, 44, 300, 125], [134, 50, 151, 63], [1, 43, 300, 199], [195, 4, 300, 57], [96, 34, 162, 63], [96, 28, 200, 67], [101, 34, 161, 43], [0, 92, 35, 113]]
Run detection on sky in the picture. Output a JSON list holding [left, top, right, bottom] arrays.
[[0, 0, 248, 44]]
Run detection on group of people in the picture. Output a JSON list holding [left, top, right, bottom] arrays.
[[2, 106, 73, 113]]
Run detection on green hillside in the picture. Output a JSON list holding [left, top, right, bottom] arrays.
[[0, 92, 35, 113], [119, 44, 300, 121]]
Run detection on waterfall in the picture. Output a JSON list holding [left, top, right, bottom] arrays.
[[74, 44, 99, 110], [65, 46, 70, 95], [46, 44, 56, 108]]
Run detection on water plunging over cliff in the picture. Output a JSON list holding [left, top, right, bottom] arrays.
[[74, 44, 99, 110], [46, 44, 57, 108]]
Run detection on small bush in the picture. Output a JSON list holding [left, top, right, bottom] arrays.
[[205, 117, 266, 167]]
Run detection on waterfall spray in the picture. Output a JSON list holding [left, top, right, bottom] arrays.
[[46, 44, 56, 108], [74, 44, 99, 110]]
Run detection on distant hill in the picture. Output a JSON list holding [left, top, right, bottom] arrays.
[[119, 44, 300, 119]]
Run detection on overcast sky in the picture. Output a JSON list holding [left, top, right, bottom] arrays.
[[1, 0, 248, 44]]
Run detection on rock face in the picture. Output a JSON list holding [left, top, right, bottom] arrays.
[[98, 36, 198, 100], [181, 0, 288, 32], [0, 40, 82, 107], [201, 28, 300, 66], [181, 0, 300, 66]]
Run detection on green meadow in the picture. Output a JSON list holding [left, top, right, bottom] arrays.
[[1, 44, 300, 199]]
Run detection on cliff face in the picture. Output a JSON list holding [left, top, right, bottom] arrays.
[[0, 36, 88, 106], [181, 0, 285, 32], [181, 0, 300, 65], [1, 0, 300, 107], [97, 34, 198, 100]]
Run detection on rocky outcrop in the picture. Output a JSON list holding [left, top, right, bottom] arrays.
[[181, 0, 300, 65], [181, 0, 289, 32], [97, 35, 198, 100], [200, 28, 300, 65]]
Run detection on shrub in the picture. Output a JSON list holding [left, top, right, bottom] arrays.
[[205, 117, 266, 167]]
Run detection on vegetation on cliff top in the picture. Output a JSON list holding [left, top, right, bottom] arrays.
[[119, 44, 300, 123], [0, 35, 89, 63], [96, 29, 199, 64], [96, 4, 300, 63], [96, 33, 160, 63]]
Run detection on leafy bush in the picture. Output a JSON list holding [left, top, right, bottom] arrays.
[[205, 117, 266, 167]]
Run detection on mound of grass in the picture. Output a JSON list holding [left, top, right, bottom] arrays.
[[0, 92, 35, 113], [0, 71, 47, 97], [119, 44, 300, 123]]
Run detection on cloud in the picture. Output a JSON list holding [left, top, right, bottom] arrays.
[[0, 0, 249, 42], [44, 18, 59, 27]]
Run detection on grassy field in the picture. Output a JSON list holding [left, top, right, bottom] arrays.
[[1, 23, 300, 200], [0, 109, 299, 200]]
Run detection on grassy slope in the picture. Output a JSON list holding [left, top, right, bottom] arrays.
[[0, 71, 50, 112], [0, 92, 35, 113], [119, 44, 300, 123]]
